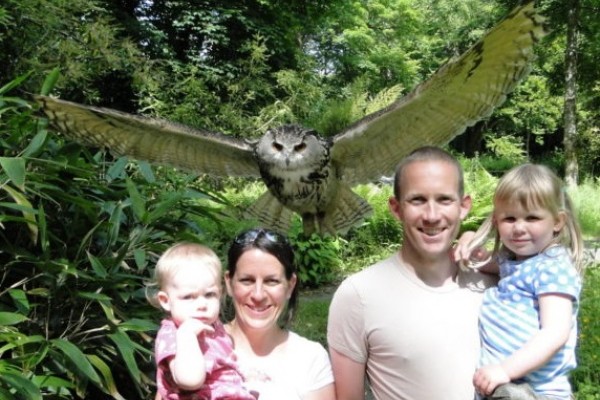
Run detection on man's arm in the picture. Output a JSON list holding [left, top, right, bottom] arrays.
[[330, 348, 366, 400]]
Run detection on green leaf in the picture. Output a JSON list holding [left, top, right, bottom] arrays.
[[106, 156, 129, 181], [137, 161, 155, 183], [146, 192, 183, 223], [0, 311, 28, 325], [1, 184, 38, 244], [86, 252, 108, 278], [31, 375, 75, 391], [23, 130, 48, 157], [87, 355, 126, 400], [126, 177, 146, 222], [0, 71, 32, 95], [0, 156, 26, 190], [40, 67, 60, 96], [77, 291, 112, 302], [108, 330, 142, 385], [9, 289, 30, 314], [50, 339, 102, 386], [0, 371, 42, 400], [133, 248, 147, 270], [38, 203, 48, 254], [118, 318, 159, 332]]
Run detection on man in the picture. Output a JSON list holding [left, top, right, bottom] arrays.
[[327, 146, 495, 399]]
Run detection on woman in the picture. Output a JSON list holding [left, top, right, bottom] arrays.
[[223, 228, 335, 400]]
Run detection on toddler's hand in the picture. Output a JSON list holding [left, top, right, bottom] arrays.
[[178, 318, 215, 337], [473, 364, 510, 396]]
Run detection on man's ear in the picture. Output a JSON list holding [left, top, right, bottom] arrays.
[[459, 194, 472, 220], [388, 196, 402, 221], [157, 291, 170, 312]]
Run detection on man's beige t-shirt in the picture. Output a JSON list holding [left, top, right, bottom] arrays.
[[328, 253, 495, 400]]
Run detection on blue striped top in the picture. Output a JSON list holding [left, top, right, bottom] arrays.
[[479, 246, 581, 399]]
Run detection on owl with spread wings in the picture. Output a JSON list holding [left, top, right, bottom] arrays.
[[36, 1, 546, 236]]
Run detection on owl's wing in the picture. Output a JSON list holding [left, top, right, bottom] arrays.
[[35, 95, 261, 178], [331, 1, 545, 186]]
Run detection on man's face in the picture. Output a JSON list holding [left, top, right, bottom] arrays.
[[389, 160, 471, 263]]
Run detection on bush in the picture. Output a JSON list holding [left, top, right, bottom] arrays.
[[0, 75, 225, 399], [572, 266, 600, 399]]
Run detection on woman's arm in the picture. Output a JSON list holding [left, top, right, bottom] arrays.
[[303, 383, 336, 400]]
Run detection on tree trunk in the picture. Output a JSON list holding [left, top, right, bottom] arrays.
[[563, 0, 579, 186]]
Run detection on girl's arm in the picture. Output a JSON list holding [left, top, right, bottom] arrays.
[[474, 293, 574, 395], [453, 231, 498, 274], [501, 293, 573, 377], [169, 319, 213, 391]]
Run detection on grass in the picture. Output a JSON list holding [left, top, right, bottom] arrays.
[[293, 265, 600, 399]]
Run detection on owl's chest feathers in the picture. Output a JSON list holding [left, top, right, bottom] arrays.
[[259, 163, 336, 211]]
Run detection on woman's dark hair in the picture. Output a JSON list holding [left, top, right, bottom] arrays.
[[226, 228, 299, 327]]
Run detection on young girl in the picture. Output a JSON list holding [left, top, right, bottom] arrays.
[[458, 164, 583, 400], [147, 242, 258, 400]]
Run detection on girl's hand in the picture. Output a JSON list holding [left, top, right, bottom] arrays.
[[452, 231, 490, 268], [473, 364, 510, 396]]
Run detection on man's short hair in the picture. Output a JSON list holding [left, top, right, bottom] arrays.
[[393, 146, 464, 199]]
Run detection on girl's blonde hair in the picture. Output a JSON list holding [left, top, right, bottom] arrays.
[[146, 242, 222, 309], [465, 163, 584, 272]]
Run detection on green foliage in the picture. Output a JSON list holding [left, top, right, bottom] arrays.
[[292, 297, 330, 348], [0, 76, 226, 398], [3, 0, 145, 101], [572, 266, 600, 399], [291, 234, 340, 289], [567, 179, 600, 239], [339, 184, 400, 273], [460, 157, 497, 232]]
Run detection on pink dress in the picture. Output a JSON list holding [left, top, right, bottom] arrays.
[[155, 319, 257, 400]]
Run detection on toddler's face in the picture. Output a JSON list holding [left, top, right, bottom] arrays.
[[158, 264, 221, 327], [494, 199, 564, 259]]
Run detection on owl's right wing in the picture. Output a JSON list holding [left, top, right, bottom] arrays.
[[330, 1, 545, 186], [35, 95, 261, 178]]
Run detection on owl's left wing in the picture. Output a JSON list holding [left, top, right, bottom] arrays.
[[35, 95, 261, 178], [331, 1, 545, 186]]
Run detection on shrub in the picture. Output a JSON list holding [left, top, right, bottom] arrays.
[[0, 75, 224, 398]]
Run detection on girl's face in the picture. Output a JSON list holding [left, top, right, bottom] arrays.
[[225, 248, 296, 333], [158, 265, 221, 327], [494, 199, 565, 260]]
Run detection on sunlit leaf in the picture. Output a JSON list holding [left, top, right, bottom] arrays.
[[126, 177, 146, 222], [9, 289, 30, 314], [51, 339, 102, 386], [108, 330, 142, 385], [40, 67, 60, 96], [0, 311, 28, 325], [1, 184, 38, 244], [0, 156, 26, 190], [0, 371, 42, 400], [87, 355, 126, 400]]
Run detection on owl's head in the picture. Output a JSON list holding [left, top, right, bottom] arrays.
[[255, 125, 330, 170]]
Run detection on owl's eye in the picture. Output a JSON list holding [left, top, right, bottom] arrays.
[[272, 142, 284, 151], [294, 143, 306, 152]]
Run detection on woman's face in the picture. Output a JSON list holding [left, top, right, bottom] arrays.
[[225, 248, 296, 332]]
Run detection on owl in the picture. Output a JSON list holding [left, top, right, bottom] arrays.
[[35, 1, 546, 236]]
